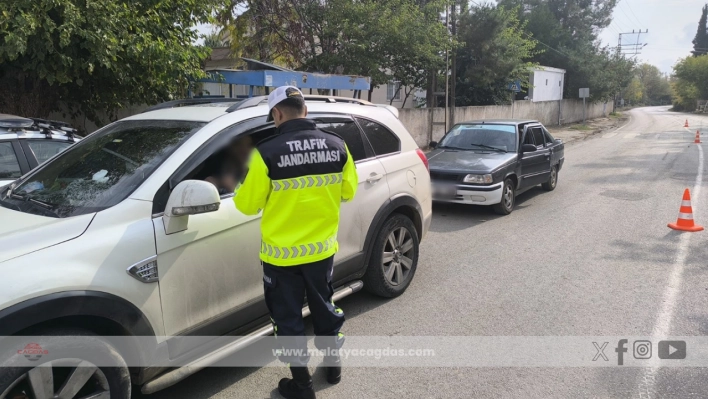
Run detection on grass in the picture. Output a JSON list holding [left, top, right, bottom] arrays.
[[609, 111, 622, 118], [569, 124, 593, 131]]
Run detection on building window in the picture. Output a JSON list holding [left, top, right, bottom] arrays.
[[545, 79, 548, 86], [387, 81, 401, 101]]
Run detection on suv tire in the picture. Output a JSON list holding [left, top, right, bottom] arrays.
[[0, 328, 131, 399], [363, 214, 419, 298]]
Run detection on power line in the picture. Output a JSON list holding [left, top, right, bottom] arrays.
[[622, 0, 644, 28]]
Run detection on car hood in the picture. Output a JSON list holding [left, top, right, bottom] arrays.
[[0, 207, 95, 263], [427, 149, 517, 173]]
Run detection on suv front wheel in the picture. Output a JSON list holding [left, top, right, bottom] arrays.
[[0, 328, 131, 399], [363, 214, 420, 298]]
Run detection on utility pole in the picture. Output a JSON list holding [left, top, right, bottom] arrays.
[[618, 29, 649, 57], [444, 5, 449, 133], [449, 1, 457, 129]]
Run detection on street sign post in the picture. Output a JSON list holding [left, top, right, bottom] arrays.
[[508, 81, 521, 118], [579, 88, 590, 123]]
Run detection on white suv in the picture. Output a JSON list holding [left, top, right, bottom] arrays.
[[0, 96, 432, 398]]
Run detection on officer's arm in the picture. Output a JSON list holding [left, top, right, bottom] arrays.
[[341, 146, 358, 202], [234, 150, 271, 215]]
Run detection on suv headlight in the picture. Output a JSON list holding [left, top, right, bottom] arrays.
[[463, 174, 493, 184]]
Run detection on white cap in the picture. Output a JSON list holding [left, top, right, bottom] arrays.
[[267, 86, 304, 121]]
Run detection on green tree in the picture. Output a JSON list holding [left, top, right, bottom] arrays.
[[454, 4, 538, 105], [636, 64, 671, 104], [672, 55, 708, 110], [693, 4, 708, 57], [623, 77, 643, 104], [217, 0, 453, 101], [496, 0, 626, 101], [0, 0, 221, 126]]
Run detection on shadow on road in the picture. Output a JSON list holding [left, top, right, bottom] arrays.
[[429, 187, 547, 233], [132, 289, 393, 399]]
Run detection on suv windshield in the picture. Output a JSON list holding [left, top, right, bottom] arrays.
[[0, 120, 203, 218], [439, 124, 517, 152]]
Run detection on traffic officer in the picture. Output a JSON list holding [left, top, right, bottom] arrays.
[[234, 85, 358, 399]]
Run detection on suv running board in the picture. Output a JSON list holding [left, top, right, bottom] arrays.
[[141, 280, 364, 394]]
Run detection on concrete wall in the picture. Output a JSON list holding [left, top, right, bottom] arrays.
[[399, 99, 612, 147]]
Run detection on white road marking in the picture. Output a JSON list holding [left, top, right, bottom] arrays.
[[636, 138, 703, 399]]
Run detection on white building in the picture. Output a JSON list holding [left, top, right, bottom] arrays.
[[528, 66, 566, 102]]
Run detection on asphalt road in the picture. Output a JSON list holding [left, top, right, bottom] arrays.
[[135, 107, 708, 398]]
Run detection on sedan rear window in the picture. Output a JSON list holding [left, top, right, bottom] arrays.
[[439, 124, 517, 152], [2, 120, 203, 218]]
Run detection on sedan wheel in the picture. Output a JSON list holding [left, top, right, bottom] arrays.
[[542, 165, 558, 191], [493, 178, 516, 215]]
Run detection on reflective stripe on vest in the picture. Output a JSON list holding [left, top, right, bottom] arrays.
[[261, 236, 337, 260], [272, 173, 343, 192]]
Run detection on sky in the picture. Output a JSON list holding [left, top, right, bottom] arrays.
[[597, 0, 704, 74]]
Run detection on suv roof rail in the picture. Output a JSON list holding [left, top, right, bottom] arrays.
[[225, 94, 376, 113], [142, 97, 241, 113]]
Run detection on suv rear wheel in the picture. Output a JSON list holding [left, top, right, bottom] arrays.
[[363, 214, 419, 298], [0, 328, 131, 399]]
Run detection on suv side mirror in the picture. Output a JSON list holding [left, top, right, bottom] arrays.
[[429, 141, 438, 149], [163, 180, 221, 234], [521, 144, 537, 153]]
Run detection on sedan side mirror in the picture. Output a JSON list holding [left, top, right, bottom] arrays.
[[521, 144, 537, 153], [429, 141, 438, 149], [163, 180, 220, 234]]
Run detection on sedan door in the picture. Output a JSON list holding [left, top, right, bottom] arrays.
[[519, 125, 552, 188]]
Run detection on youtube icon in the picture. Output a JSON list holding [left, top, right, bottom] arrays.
[[658, 341, 686, 360]]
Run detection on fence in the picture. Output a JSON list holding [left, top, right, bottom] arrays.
[[399, 99, 612, 148]]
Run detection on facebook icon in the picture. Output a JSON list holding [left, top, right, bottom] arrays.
[[616, 339, 628, 365]]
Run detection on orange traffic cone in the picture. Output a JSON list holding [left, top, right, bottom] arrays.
[[696, 131, 702, 144], [685, 120, 690, 128], [668, 189, 704, 232]]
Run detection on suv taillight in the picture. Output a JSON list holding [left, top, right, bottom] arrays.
[[416, 148, 429, 172]]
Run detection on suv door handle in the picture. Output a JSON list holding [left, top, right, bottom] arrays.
[[366, 173, 384, 184]]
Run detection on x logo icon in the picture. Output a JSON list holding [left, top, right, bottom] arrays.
[[593, 342, 609, 361]]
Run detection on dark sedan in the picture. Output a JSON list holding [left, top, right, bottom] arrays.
[[427, 119, 565, 215]]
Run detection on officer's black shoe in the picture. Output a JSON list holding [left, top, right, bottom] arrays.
[[278, 366, 315, 399], [324, 355, 341, 385]]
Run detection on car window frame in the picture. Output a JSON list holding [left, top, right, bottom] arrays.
[[521, 125, 537, 148], [0, 139, 28, 180], [529, 126, 546, 149], [542, 127, 556, 147], [309, 113, 376, 163], [353, 116, 401, 159], [20, 138, 74, 168]]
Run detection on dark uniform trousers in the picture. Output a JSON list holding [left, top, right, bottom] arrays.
[[263, 255, 345, 366]]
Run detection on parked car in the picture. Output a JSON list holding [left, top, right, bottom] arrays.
[[0, 96, 432, 398], [0, 114, 80, 187], [427, 119, 564, 215]]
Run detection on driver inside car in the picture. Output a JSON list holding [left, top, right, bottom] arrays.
[[195, 135, 254, 195]]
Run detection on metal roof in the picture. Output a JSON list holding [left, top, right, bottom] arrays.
[[241, 58, 292, 72]]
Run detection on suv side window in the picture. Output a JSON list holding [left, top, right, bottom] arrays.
[[355, 117, 400, 156], [0, 142, 23, 179], [531, 127, 545, 148], [315, 120, 369, 162]]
